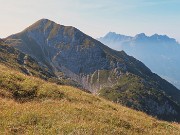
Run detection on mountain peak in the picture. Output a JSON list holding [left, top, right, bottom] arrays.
[[150, 34, 178, 43], [38, 18, 56, 25], [135, 33, 147, 39], [100, 32, 132, 41], [105, 32, 130, 37], [12, 18, 83, 44], [39, 18, 53, 22], [151, 33, 169, 38], [106, 32, 117, 36], [25, 18, 57, 31], [103, 32, 119, 39]]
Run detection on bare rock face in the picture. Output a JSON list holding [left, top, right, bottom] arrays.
[[4, 19, 180, 122], [5, 19, 129, 92]]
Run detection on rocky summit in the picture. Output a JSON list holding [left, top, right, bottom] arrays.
[[4, 19, 180, 121]]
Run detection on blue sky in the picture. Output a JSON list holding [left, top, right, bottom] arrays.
[[0, 0, 180, 41]]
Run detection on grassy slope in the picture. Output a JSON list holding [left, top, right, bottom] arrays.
[[0, 64, 180, 135], [0, 41, 54, 80], [0, 42, 80, 88], [99, 74, 180, 121]]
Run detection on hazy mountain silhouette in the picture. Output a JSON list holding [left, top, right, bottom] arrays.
[[98, 32, 180, 89]]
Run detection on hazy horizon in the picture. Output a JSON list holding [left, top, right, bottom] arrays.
[[0, 0, 180, 42]]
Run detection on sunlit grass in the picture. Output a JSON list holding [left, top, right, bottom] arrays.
[[0, 64, 179, 135]]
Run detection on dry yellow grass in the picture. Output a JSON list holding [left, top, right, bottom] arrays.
[[0, 64, 180, 135]]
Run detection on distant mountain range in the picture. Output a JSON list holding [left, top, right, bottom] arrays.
[[3, 19, 180, 121], [98, 32, 180, 89]]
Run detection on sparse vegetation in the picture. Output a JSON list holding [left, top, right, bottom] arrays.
[[0, 42, 81, 88], [99, 73, 180, 122], [0, 42, 54, 80]]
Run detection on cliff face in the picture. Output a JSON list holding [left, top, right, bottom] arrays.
[[4, 19, 180, 121], [5, 19, 128, 92]]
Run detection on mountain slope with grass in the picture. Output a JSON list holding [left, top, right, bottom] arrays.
[[0, 64, 180, 135], [4, 19, 180, 121], [99, 73, 180, 121], [0, 40, 79, 86], [0, 39, 54, 80]]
